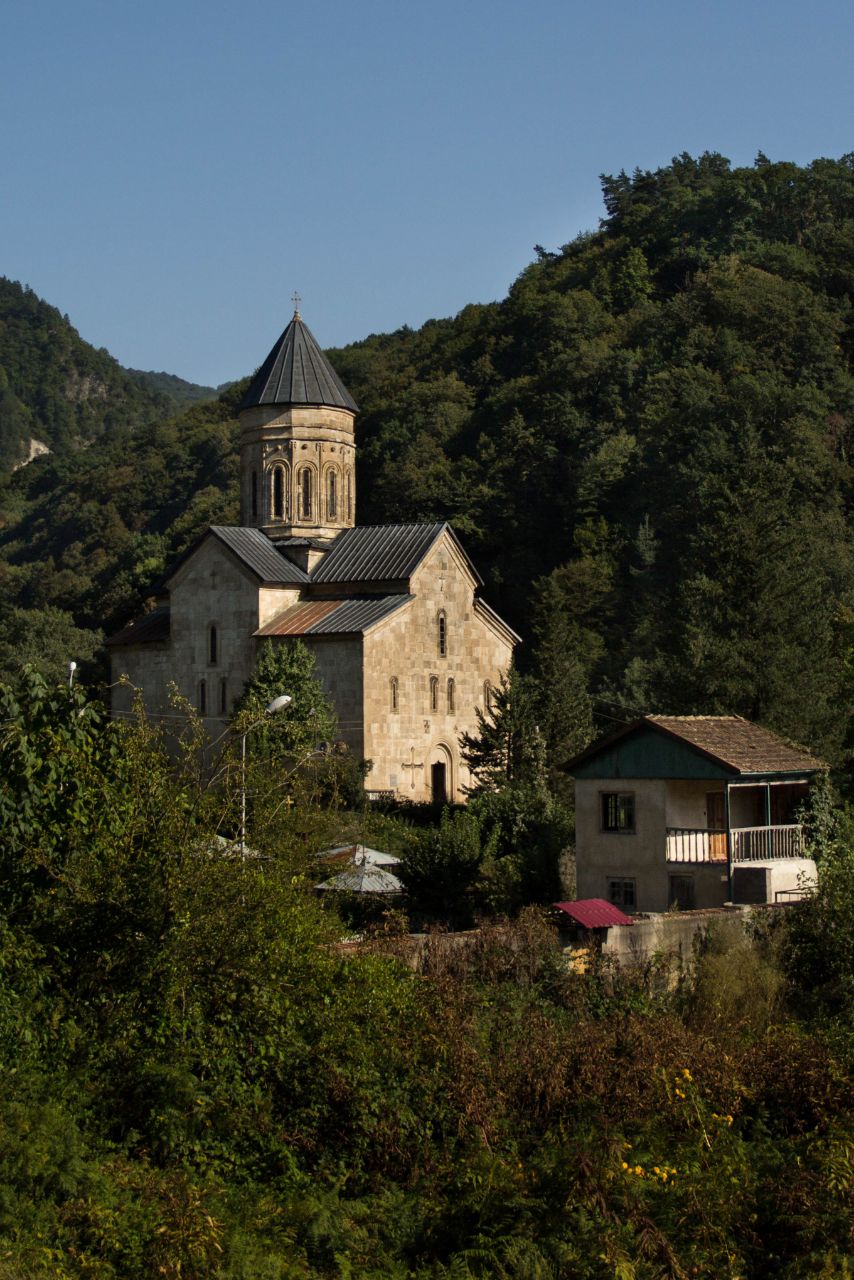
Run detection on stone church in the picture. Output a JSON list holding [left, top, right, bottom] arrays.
[[108, 308, 518, 803]]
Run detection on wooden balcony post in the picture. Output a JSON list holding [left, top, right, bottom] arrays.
[[765, 783, 772, 859], [725, 782, 733, 901]]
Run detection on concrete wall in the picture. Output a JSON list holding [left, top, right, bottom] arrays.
[[733, 858, 816, 904], [575, 777, 669, 912], [360, 530, 514, 802], [665, 780, 722, 827]]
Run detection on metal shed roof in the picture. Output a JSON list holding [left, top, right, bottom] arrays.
[[553, 899, 634, 928], [240, 311, 357, 413], [316, 865, 403, 894], [255, 594, 412, 637], [311, 522, 451, 584]]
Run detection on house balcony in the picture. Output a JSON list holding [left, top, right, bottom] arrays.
[[666, 824, 804, 864]]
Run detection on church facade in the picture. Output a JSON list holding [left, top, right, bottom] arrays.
[[108, 309, 518, 803]]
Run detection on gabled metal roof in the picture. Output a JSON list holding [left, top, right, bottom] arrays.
[[474, 597, 522, 644], [311, 522, 455, 584], [106, 605, 170, 648], [255, 594, 412, 637], [240, 312, 357, 413], [185, 527, 309, 585]]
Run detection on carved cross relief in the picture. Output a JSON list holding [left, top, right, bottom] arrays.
[[400, 745, 424, 791]]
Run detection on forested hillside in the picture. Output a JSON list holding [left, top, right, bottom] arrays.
[[3, 152, 854, 760], [0, 277, 215, 471]]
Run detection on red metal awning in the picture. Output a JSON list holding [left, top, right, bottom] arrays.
[[552, 898, 634, 928]]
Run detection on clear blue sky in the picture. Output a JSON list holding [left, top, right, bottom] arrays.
[[3, 0, 853, 386]]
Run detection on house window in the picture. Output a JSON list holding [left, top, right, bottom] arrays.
[[208, 625, 217, 665], [669, 875, 695, 911], [298, 468, 313, 520], [327, 469, 337, 520], [601, 792, 635, 832], [438, 611, 447, 657], [251, 470, 258, 522], [199, 679, 207, 715], [447, 677, 455, 713], [608, 878, 636, 908], [390, 677, 399, 712], [220, 677, 227, 715], [430, 675, 438, 713]]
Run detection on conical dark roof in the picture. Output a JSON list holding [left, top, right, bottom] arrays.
[[240, 311, 357, 412]]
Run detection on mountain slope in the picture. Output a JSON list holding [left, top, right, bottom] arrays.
[[0, 277, 214, 471], [3, 152, 854, 758]]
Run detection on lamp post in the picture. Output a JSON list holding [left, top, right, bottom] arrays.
[[68, 661, 77, 688], [239, 693, 292, 857]]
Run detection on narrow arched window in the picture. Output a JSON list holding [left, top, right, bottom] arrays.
[[299, 468, 313, 520], [199, 680, 207, 715], [447, 678, 455, 713], [438, 611, 447, 657], [484, 681, 492, 713], [430, 675, 438, 713], [220, 677, 227, 715], [251, 470, 258, 522], [272, 466, 285, 519], [208, 625, 217, 665], [390, 676, 399, 712], [327, 469, 337, 520], [347, 468, 353, 520]]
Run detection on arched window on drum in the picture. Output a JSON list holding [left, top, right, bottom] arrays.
[[297, 467, 313, 520], [272, 463, 290, 520], [326, 467, 338, 521]]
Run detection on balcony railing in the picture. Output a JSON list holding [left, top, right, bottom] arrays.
[[666, 824, 804, 864]]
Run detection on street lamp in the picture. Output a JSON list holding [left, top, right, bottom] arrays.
[[239, 693, 292, 856], [68, 661, 77, 688]]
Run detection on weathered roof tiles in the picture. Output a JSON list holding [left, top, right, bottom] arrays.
[[647, 715, 823, 775]]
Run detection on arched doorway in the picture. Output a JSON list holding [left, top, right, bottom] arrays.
[[429, 743, 453, 805]]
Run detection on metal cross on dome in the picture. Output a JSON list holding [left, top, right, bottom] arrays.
[[291, 291, 301, 318]]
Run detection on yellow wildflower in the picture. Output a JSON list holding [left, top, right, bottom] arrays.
[[682, 1068, 692, 1081]]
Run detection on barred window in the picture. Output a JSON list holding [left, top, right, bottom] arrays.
[[601, 792, 635, 833]]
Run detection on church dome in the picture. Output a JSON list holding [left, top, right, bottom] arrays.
[[240, 309, 357, 413]]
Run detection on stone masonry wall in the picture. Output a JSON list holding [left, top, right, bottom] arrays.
[[360, 530, 514, 802]]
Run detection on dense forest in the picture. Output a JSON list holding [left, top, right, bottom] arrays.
[[3, 152, 854, 763], [1, 151, 853, 1276]]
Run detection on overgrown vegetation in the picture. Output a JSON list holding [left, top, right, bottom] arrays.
[[0, 666, 851, 1276]]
